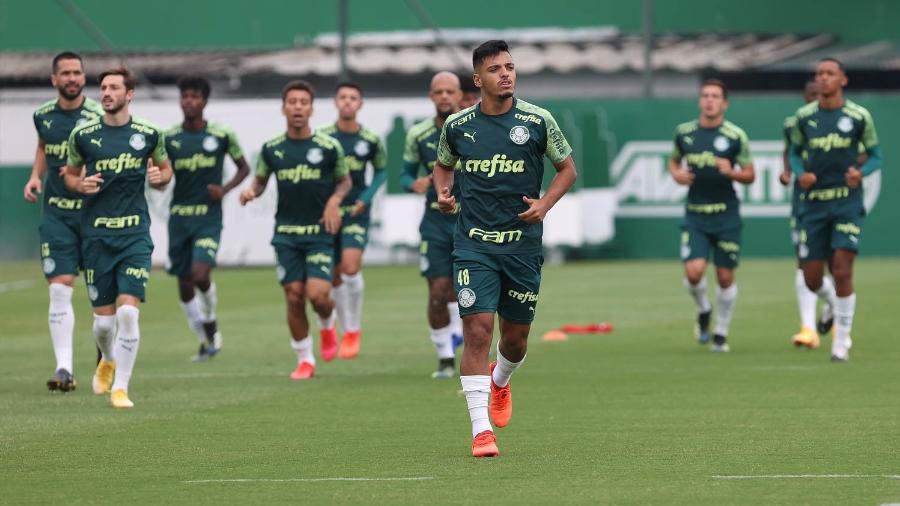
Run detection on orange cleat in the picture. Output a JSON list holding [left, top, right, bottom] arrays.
[[471, 430, 500, 458], [791, 326, 821, 349], [320, 327, 338, 362], [290, 361, 315, 380], [489, 362, 512, 428], [338, 331, 361, 360]]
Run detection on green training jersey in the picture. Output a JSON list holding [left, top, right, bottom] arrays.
[[403, 116, 460, 222], [783, 114, 803, 217], [256, 131, 349, 246], [317, 122, 386, 211], [67, 116, 168, 238], [671, 119, 752, 214], [32, 97, 103, 215], [438, 98, 572, 255], [165, 121, 244, 223], [790, 99, 878, 190]]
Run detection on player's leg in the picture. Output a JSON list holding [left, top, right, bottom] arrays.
[[40, 217, 80, 391], [282, 281, 316, 379], [790, 216, 820, 345], [305, 246, 339, 361], [331, 236, 347, 335], [454, 250, 501, 457], [82, 237, 117, 396], [681, 228, 712, 344], [826, 203, 864, 362], [710, 230, 741, 352], [169, 223, 208, 359], [427, 276, 455, 378], [191, 226, 222, 355], [337, 246, 365, 359]]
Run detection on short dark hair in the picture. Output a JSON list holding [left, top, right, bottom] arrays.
[[335, 81, 363, 97], [458, 73, 478, 94], [282, 79, 315, 102], [819, 57, 845, 72], [177, 75, 211, 100], [98, 66, 137, 91], [52, 51, 83, 73], [472, 39, 510, 70], [701, 78, 728, 100]]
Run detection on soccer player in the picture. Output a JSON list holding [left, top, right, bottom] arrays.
[[317, 82, 386, 360], [789, 57, 881, 363], [780, 80, 836, 349], [23, 52, 103, 392], [399, 71, 464, 379], [165, 76, 250, 362], [669, 79, 755, 353], [239, 80, 351, 379], [433, 40, 577, 457], [64, 66, 173, 408]]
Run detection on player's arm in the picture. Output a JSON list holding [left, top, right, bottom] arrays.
[[433, 122, 459, 213], [323, 148, 352, 234], [353, 137, 388, 215], [518, 155, 577, 224], [400, 129, 430, 193], [716, 132, 754, 185], [780, 117, 795, 185], [147, 133, 173, 190], [668, 134, 694, 186], [211, 129, 251, 200], [848, 112, 882, 188], [789, 120, 816, 189], [240, 150, 272, 205], [24, 142, 48, 203], [63, 131, 102, 194]]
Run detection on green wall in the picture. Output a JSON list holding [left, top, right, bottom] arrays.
[[0, 166, 42, 260]]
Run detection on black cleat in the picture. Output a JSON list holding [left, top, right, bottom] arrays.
[[431, 357, 455, 379], [202, 321, 218, 343], [47, 369, 76, 392], [711, 334, 730, 353], [695, 310, 712, 344], [191, 344, 210, 363], [817, 303, 834, 335]]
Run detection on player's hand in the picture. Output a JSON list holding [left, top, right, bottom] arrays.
[[350, 200, 366, 217], [798, 172, 817, 190], [437, 186, 456, 214], [846, 166, 862, 189], [518, 195, 551, 224], [672, 168, 695, 186], [207, 184, 225, 201], [147, 159, 165, 187], [58, 166, 68, 177], [23, 177, 42, 203], [321, 202, 342, 234], [79, 173, 104, 194], [239, 187, 257, 206], [411, 176, 431, 194], [715, 157, 734, 178], [779, 170, 792, 186]]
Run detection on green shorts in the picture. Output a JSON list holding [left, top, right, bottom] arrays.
[[274, 241, 334, 285], [797, 196, 865, 261], [39, 212, 82, 278], [82, 234, 153, 307], [680, 225, 742, 269], [167, 218, 221, 277], [452, 248, 543, 324], [420, 238, 454, 279], [337, 214, 369, 253]]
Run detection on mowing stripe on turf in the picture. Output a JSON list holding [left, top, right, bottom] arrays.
[[0, 280, 35, 294], [713, 474, 900, 480], [183, 477, 435, 484]]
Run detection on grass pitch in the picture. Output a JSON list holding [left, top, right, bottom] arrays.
[[1, 258, 899, 505]]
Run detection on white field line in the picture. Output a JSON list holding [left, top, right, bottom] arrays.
[[0, 280, 36, 294], [183, 477, 435, 484], [713, 474, 900, 480]]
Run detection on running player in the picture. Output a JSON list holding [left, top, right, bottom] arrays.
[[317, 82, 386, 360], [434, 40, 577, 457], [24, 52, 102, 392], [789, 57, 882, 362], [64, 66, 173, 408], [165, 76, 250, 362], [399, 71, 464, 378], [669, 79, 755, 353], [780, 80, 836, 349], [239, 80, 351, 379]]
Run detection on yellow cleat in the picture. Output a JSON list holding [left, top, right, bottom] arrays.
[[92, 360, 115, 394], [110, 389, 134, 408], [791, 326, 820, 349]]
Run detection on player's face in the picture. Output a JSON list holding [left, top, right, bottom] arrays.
[[99, 75, 133, 114], [334, 87, 362, 120], [698, 85, 726, 119], [180, 88, 206, 120], [283, 89, 314, 130], [460, 91, 479, 109], [51, 58, 85, 101], [430, 78, 461, 119], [474, 51, 515, 100], [815, 61, 846, 97], [803, 82, 820, 103]]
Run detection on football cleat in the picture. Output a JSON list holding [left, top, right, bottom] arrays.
[[191, 344, 209, 363], [320, 327, 338, 362], [830, 336, 852, 363], [711, 334, 730, 353], [695, 310, 712, 345], [110, 389, 133, 408], [817, 303, 834, 335], [92, 359, 115, 394], [430, 358, 455, 379], [489, 362, 512, 428], [791, 326, 821, 349], [471, 430, 500, 458], [451, 333, 464, 351], [47, 369, 76, 392], [290, 361, 315, 380], [338, 331, 360, 360]]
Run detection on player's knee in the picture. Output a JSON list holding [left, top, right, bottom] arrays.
[[92, 313, 116, 338], [308, 290, 331, 312], [284, 285, 305, 307]]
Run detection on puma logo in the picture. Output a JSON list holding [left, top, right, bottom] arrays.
[[43, 120, 53, 129], [808, 120, 818, 129], [170, 139, 182, 149], [426, 142, 436, 150], [90, 138, 102, 148], [274, 150, 284, 159], [463, 131, 477, 143]]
